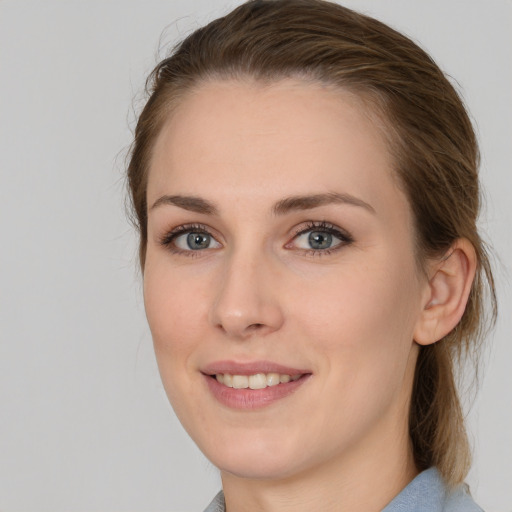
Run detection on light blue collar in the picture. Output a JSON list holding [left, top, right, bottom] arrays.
[[203, 467, 482, 512], [382, 467, 482, 512]]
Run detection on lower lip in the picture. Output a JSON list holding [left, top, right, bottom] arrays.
[[204, 374, 310, 409]]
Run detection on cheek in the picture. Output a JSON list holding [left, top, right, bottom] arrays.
[[143, 259, 217, 428], [143, 258, 211, 370], [296, 255, 421, 389], [302, 258, 417, 334], [289, 259, 421, 451]]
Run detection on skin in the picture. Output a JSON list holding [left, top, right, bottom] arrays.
[[143, 78, 471, 512]]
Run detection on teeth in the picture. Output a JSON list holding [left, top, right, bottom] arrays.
[[249, 373, 267, 390], [266, 373, 280, 387], [232, 375, 249, 389], [215, 372, 303, 389]]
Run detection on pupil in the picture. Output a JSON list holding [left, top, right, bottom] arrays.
[[308, 231, 332, 250], [187, 232, 210, 250]]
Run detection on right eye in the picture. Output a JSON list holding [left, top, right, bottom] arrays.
[[160, 224, 222, 254], [174, 231, 221, 251]]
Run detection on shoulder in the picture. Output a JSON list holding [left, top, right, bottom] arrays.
[[444, 483, 484, 512], [382, 468, 483, 512]]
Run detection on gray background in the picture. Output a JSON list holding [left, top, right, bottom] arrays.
[[0, 1, 510, 511]]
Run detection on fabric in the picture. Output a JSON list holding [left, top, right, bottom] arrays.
[[202, 467, 483, 512], [203, 490, 225, 512]]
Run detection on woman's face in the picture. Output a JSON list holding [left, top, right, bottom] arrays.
[[144, 79, 428, 480]]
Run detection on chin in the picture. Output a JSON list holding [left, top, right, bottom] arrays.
[[215, 453, 299, 481], [197, 429, 304, 480]]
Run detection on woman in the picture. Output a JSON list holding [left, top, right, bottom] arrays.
[[127, 1, 496, 510]]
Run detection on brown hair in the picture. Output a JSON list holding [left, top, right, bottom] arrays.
[[127, 0, 496, 487]]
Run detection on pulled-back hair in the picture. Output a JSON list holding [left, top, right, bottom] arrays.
[[127, 0, 496, 487]]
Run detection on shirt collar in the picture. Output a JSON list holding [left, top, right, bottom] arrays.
[[203, 467, 481, 512]]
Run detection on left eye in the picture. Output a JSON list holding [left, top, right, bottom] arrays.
[[294, 230, 342, 250], [290, 223, 353, 252], [174, 232, 221, 251]]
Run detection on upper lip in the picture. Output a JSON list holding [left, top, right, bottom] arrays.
[[201, 360, 310, 376]]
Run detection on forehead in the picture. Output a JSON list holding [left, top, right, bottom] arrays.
[[147, 78, 406, 218]]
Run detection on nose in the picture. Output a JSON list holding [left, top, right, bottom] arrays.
[[209, 248, 285, 340]]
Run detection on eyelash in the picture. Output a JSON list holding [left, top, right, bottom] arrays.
[[159, 223, 212, 258], [289, 221, 354, 257], [158, 221, 354, 257]]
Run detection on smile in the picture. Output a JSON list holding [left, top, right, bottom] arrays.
[[202, 363, 311, 409], [215, 373, 302, 389], [201, 361, 311, 409]]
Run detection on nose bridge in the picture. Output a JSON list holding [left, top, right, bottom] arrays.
[[209, 241, 284, 339]]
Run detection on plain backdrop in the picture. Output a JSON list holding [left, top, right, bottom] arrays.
[[0, 1, 511, 511]]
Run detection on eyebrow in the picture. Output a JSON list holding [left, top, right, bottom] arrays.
[[150, 195, 219, 215], [272, 192, 376, 216], [150, 192, 375, 216]]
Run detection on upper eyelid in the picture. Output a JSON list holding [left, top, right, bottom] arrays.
[[159, 223, 218, 245], [164, 221, 346, 236], [167, 223, 215, 237], [291, 221, 353, 239]]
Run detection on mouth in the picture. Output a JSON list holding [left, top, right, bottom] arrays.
[[201, 361, 312, 409]]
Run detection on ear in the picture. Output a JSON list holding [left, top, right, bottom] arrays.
[[414, 238, 477, 346]]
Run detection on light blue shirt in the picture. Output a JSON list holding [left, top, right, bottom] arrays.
[[203, 467, 483, 512]]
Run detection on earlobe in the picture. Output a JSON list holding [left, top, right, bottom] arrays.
[[414, 239, 477, 346]]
